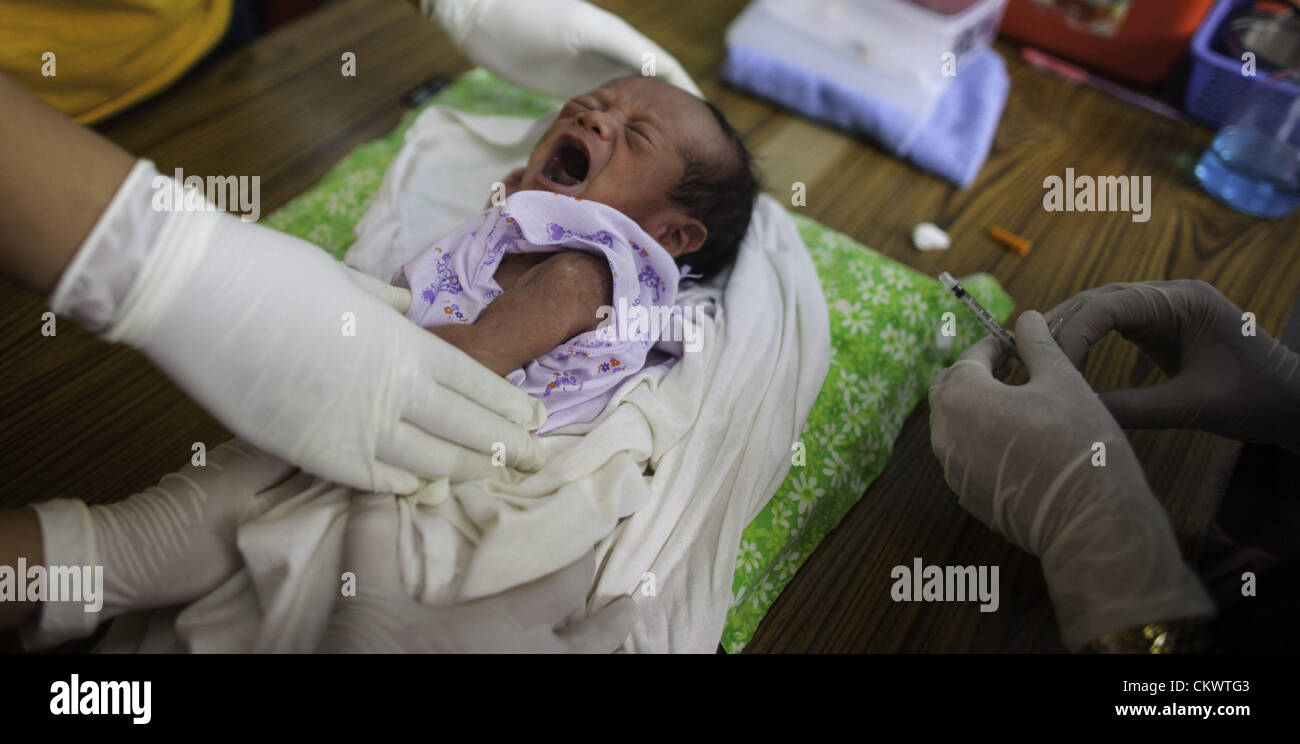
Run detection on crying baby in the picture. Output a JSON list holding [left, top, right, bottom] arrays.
[[394, 76, 759, 432]]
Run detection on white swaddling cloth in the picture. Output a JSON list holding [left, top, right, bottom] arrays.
[[100, 103, 829, 654]]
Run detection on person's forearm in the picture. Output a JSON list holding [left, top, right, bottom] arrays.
[[0, 72, 135, 293], [0, 508, 44, 629]]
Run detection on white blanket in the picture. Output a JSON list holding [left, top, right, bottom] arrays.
[[104, 105, 829, 654]]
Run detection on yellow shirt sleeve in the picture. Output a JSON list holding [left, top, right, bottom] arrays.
[[0, 0, 233, 124]]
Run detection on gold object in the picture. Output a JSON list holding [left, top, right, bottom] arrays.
[[1083, 620, 1202, 654]]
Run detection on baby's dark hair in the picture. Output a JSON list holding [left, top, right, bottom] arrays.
[[668, 100, 759, 280]]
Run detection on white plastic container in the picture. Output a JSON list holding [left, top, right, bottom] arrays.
[[730, 0, 1008, 120]]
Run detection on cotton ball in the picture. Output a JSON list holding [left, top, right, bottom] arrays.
[[912, 222, 950, 251]]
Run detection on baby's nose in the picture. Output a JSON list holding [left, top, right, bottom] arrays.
[[576, 110, 616, 140]]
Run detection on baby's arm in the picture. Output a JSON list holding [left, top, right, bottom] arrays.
[[432, 251, 612, 377]]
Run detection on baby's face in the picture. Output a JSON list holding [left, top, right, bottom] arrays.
[[515, 77, 720, 247]]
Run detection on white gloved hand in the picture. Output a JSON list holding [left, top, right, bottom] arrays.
[[345, 265, 412, 315], [51, 161, 546, 494], [421, 0, 703, 100], [1043, 280, 1300, 449], [25, 440, 294, 646], [319, 493, 637, 652], [928, 311, 1214, 650]]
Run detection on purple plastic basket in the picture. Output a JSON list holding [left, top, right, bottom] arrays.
[[1185, 0, 1300, 128]]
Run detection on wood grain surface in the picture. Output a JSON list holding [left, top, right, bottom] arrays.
[[1, 0, 1295, 652]]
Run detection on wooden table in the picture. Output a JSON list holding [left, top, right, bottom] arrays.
[[2, 0, 1296, 652]]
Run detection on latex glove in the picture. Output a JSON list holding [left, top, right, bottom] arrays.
[[345, 265, 412, 314], [928, 311, 1213, 650], [421, 0, 703, 100], [1043, 280, 1300, 449], [51, 161, 546, 494], [25, 441, 294, 646], [319, 493, 637, 652]]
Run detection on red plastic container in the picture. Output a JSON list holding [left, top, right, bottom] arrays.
[[999, 0, 1218, 84]]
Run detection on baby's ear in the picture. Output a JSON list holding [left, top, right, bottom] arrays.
[[656, 216, 707, 258]]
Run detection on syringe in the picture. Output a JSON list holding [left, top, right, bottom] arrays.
[[939, 271, 1017, 356]]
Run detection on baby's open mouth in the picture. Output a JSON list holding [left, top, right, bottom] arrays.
[[540, 134, 590, 189]]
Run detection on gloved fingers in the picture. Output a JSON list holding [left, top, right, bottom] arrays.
[[1041, 298, 1088, 340], [345, 266, 412, 314], [495, 549, 596, 626], [935, 438, 1000, 535], [942, 335, 1002, 384], [927, 383, 946, 448], [1098, 379, 1199, 431], [112, 441, 291, 556], [241, 472, 312, 524], [573, 12, 702, 97], [376, 421, 503, 484], [929, 365, 952, 390], [423, 333, 548, 429], [1015, 310, 1082, 382], [1039, 286, 1106, 337], [930, 335, 1006, 389], [927, 363, 989, 501], [558, 595, 637, 653], [568, 4, 646, 63], [928, 336, 1000, 448], [926, 375, 949, 457], [1040, 284, 1134, 369], [202, 439, 297, 495], [1052, 283, 1182, 370], [655, 60, 703, 99], [366, 459, 422, 496], [404, 381, 546, 472]]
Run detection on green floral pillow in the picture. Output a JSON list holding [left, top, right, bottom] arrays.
[[264, 68, 1013, 654], [722, 220, 1010, 652]]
